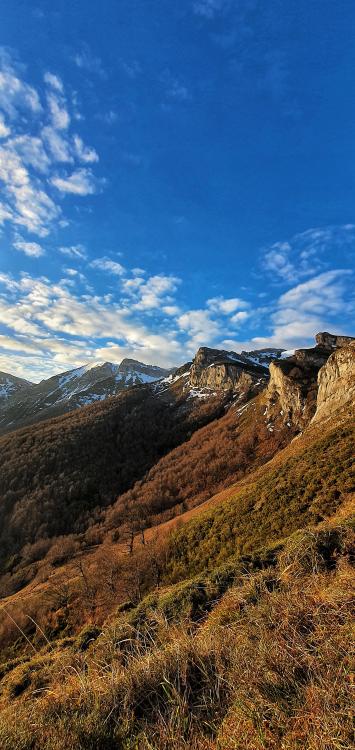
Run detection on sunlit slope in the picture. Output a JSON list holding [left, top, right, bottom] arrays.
[[166, 408, 355, 579]]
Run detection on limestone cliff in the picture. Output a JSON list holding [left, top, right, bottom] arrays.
[[189, 347, 270, 396], [312, 342, 355, 423], [266, 355, 321, 429], [315, 331, 355, 350], [266, 333, 355, 430]]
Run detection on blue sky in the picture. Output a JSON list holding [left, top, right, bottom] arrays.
[[0, 0, 354, 380]]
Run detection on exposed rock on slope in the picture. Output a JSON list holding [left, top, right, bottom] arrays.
[[188, 346, 283, 396], [265, 333, 354, 429], [0, 372, 33, 402], [312, 341, 355, 422], [315, 331, 355, 349]]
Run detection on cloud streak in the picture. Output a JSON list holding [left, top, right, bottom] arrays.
[[0, 48, 102, 245]]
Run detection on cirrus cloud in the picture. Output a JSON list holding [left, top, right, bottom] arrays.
[[0, 48, 102, 246]]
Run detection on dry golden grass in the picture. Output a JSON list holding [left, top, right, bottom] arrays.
[[0, 519, 353, 750]]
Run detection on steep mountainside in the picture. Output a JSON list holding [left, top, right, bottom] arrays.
[[0, 383, 228, 587], [0, 359, 172, 434], [0, 333, 353, 750], [0, 371, 33, 402], [0, 334, 353, 600]]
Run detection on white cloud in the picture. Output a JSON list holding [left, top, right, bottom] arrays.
[[47, 92, 70, 130], [51, 168, 98, 195], [162, 305, 181, 316], [0, 49, 102, 242], [44, 71, 63, 92], [262, 225, 355, 283], [42, 126, 73, 162], [73, 135, 98, 163], [128, 274, 181, 310], [0, 272, 185, 378], [0, 202, 13, 224], [0, 116, 10, 138], [278, 270, 352, 315], [90, 257, 125, 276], [13, 237, 45, 257], [262, 241, 297, 282], [230, 310, 249, 324], [207, 295, 249, 314], [7, 134, 51, 172], [246, 269, 354, 350], [72, 47, 106, 77], [0, 145, 28, 186], [59, 244, 87, 260], [177, 308, 221, 351], [9, 183, 60, 236], [0, 333, 41, 354], [0, 49, 42, 118]]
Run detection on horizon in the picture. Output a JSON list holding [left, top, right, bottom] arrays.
[[1, 1, 355, 381], [3, 330, 350, 385]]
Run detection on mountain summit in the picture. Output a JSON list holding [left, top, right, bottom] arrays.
[[0, 358, 173, 432]]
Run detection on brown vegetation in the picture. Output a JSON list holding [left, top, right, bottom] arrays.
[[0, 385, 226, 591], [0, 518, 353, 749]]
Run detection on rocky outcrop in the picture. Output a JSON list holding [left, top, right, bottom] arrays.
[[315, 332, 354, 350], [266, 357, 321, 429], [312, 342, 355, 423], [189, 347, 268, 395], [266, 333, 355, 430]]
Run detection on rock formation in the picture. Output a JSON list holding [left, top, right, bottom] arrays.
[[312, 341, 355, 423], [315, 331, 355, 350], [265, 332, 354, 430], [189, 347, 271, 396]]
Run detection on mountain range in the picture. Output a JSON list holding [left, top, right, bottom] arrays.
[[0, 358, 172, 432], [0, 347, 284, 433], [0, 330, 353, 750]]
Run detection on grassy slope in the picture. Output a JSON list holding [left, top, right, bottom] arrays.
[[0, 391, 291, 609], [0, 402, 353, 748], [166, 412, 355, 580], [0, 516, 353, 749]]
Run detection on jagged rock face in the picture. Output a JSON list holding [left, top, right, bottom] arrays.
[[292, 346, 331, 369], [266, 358, 320, 429], [266, 333, 355, 430], [189, 347, 268, 395], [312, 342, 355, 423], [315, 331, 355, 350], [266, 342, 331, 429]]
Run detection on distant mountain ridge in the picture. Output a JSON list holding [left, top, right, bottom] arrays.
[[0, 358, 173, 433], [2, 337, 350, 434], [0, 371, 33, 400]]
